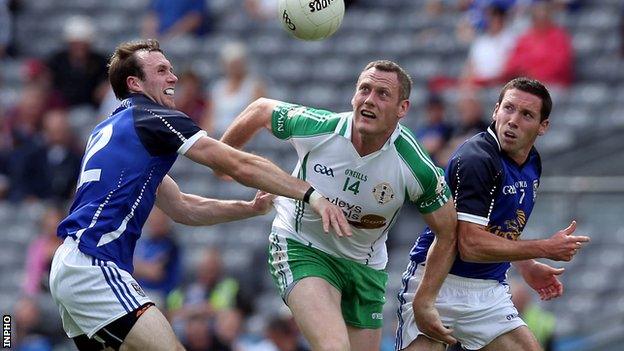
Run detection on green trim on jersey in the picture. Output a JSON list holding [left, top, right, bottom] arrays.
[[295, 152, 310, 233], [395, 126, 451, 213], [271, 103, 341, 140]]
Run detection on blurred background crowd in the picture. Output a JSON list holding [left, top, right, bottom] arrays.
[[1, 0, 623, 350]]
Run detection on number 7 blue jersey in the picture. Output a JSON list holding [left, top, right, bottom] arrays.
[[57, 94, 205, 273], [410, 124, 541, 282]]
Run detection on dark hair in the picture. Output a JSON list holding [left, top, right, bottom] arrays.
[[108, 39, 163, 100], [363, 60, 413, 101], [498, 77, 552, 121]]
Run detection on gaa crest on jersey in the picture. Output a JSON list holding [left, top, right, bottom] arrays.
[[130, 282, 146, 297], [372, 182, 394, 205]]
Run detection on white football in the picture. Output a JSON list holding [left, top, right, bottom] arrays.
[[278, 0, 345, 41]]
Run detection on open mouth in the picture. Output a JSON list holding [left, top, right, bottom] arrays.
[[504, 131, 517, 139], [164, 88, 175, 96], [361, 110, 376, 119]]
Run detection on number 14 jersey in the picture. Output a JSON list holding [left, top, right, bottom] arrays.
[[270, 103, 451, 270]]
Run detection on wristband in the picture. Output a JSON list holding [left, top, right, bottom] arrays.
[[303, 186, 315, 203]]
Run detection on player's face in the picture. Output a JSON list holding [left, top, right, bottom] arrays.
[[493, 88, 549, 164], [131, 51, 178, 108], [351, 68, 409, 138]]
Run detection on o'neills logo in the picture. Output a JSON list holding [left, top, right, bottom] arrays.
[[348, 214, 387, 229]]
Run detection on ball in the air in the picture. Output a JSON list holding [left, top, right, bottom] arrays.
[[278, 0, 345, 41]]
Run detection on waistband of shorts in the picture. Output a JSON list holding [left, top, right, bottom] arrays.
[[416, 264, 501, 289]]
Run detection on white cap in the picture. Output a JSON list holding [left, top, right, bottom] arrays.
[[63, 16, 95, 43]]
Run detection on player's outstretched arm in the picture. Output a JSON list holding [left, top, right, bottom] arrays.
[[458, 220, 590, 263], [155, 175, 275, 226], [412, 200, 458, 346], [220, 97, 279, 149], [184, 137, 352, 236]]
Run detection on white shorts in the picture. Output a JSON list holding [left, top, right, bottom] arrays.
[[395, 261, 525, 350], [49, 237, 152, 338]]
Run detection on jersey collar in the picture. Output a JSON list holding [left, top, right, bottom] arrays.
[[486, 122, 502, 151], [336, 112, 402, 152]]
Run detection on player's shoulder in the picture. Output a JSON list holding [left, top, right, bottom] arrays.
[[394, 124, 439, 179], [453, 127, 502, 167], [121, 94, 190, 125]]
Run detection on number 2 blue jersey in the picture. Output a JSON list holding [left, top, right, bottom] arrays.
[[410, 124, 541, 282], [57, 94, 205, 273]]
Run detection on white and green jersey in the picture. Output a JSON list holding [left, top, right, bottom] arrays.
[[270, 103, 451, 270]]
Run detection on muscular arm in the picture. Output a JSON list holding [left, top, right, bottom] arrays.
[[458, 220, 589, 263], [185, 135, 310, 201], [415, 200, 457, 304], [458, 221, 547, 262], [155, 175, 271, 226], [219, 97, 277, 149], [411, 200, 458, 345]]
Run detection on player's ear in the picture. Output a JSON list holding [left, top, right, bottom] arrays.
[[538, 118, 549, 136], [126, 76, 142, 93], [397, 99, 410, 120], [492, 103, 499, 121]]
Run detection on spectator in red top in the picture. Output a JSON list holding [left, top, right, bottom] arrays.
[[503, 0, 573, 88]]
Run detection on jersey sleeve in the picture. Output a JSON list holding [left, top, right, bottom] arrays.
[[396, 129, 452, 214], [271, 102, 342, 157], [134, 107, 206, 156], [447, 145, 501, 226], [412, 166, 452, 214]]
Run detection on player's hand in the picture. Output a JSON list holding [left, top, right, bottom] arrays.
[[520, 261, 564, 300], [308, 192, 352, 237], [412, 301, 456, 346], [250, 190, 276, 215], [544, 221, 590, 261]]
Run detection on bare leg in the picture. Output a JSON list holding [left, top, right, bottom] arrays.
[[120, 306, 184, 351], [347, 325, 382, 351], [401, 334, 447, 351], [287, 277, 350, 351], [481, 326, 541, 351]]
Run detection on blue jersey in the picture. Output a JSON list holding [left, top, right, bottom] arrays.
[[57, 94, 205, 273], [410, 124, 541, 282]]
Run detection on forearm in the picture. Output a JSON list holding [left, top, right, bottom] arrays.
[[225, 154, 309, 201], [177, 193, 260, 226], [416, 201, 457, 304], [415, 235, 456, 304], [459, 227, 547, 263]]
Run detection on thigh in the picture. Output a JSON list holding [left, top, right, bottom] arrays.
[[401, 335, 447, 351], [120, 306, 183, 351], [50, 240, 152, 338], [481, 326, 541, 351], [340, 257, 387, 330], [347, 325, 382, 351], [287, 277, 349, 351]]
